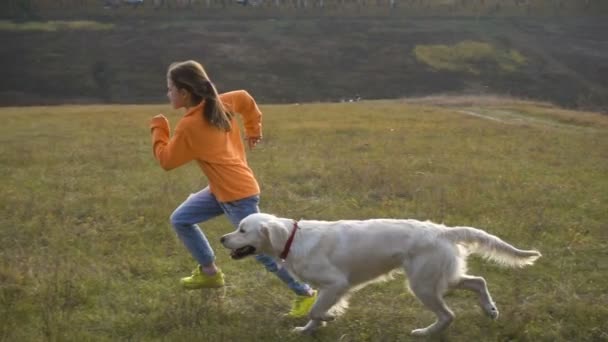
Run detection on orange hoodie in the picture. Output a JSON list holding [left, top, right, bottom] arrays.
[[150, 90, 262, 202]]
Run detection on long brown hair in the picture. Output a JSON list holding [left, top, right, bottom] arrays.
[[167, 60, 231, 131]]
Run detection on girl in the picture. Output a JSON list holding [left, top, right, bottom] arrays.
[[149, 60, 316, 317]]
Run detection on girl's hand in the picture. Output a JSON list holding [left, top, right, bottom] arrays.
[[150, 114, 169, 132], [246, 136, 262, 150], [151, 114, 168, 122]]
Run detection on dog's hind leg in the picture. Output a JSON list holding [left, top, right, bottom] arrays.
[[408, 282, 455, 337], [452, 275, 498, 319], [404, 250, 456, 336]]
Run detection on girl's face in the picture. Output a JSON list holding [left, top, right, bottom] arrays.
[[167, 79, 188, 109]]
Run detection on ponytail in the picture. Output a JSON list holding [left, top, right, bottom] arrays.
[[168, 60, 232, 132], [200, 82, 232, 132]]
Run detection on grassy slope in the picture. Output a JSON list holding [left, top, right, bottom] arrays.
[[1, 16, 607, 111], [0, 98, 607, 341]]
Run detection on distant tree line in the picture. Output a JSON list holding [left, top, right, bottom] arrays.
[[1, 0, 606, 14]]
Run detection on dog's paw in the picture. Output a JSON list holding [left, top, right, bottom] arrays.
[[482, 302, 499, 320], [292, 326, 315, 335], [292, 327, 307, 334], [410, 328, 430, 337], [292, 320, 326, 334]]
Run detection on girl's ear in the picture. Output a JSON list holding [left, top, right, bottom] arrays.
[[179, 88, 189, 99]]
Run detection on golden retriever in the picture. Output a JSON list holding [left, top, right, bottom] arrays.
[[220, 213, 541, 336]]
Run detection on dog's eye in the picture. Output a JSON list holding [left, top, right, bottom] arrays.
[[239, 229, 245, 233]]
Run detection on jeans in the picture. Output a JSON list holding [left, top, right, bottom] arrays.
[[170, 187, 311, 296]]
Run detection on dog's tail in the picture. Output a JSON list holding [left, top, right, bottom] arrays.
[[442, 227, 541, 267]]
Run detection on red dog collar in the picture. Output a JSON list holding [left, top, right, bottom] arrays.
[[279, 221, 298, 260]]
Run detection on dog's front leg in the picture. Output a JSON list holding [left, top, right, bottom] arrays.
[[292, 284, 349, 334], [308, 285, 348, 322]]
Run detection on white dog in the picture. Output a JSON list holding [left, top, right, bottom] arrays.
[[220, 213, 541, 336]]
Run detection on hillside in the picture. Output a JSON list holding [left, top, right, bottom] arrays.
[[1, 16, 607, 111], [1, 98, 607, 340]]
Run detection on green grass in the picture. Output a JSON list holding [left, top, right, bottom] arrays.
[[1, 98, 607, 341]]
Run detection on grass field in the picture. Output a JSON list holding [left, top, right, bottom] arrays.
[[1, 98, 607, 341]]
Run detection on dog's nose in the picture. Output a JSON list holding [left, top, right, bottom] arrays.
[[220, 236, 226, 243]]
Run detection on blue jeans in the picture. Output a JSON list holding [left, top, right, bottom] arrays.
[[170, 187, 311, 296]]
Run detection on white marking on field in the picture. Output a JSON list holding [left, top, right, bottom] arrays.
[[456, 109, 600, 132], [457, 110, 511, 123]]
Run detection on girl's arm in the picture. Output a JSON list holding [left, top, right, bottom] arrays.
[[221, 90, 262, 139], [150, 115, 194, 170]]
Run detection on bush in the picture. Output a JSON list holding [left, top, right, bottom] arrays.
[[414, 41, 527, 75]]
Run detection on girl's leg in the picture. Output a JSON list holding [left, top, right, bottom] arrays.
[[254, 254, 312, 296], [170, 187, 224, 269], [219, 196, 313, 296]]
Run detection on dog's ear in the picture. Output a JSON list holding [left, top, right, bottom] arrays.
[[261, 220, 289, 250]]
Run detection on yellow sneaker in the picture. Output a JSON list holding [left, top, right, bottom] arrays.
[[180, 266, 225, 289], [287, 290, 318, 318]]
